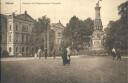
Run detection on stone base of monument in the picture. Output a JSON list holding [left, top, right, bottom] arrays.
[[86, 48, 108, 56]]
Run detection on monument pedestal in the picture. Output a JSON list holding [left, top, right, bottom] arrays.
[[89, 48, 107, 56]]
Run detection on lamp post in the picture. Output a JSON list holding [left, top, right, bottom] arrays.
[[20, 0, 21, 14], [47, 24, 50, 57], [44, 20, 50, 57]]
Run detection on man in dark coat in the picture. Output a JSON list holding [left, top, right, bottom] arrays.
[[52, 48, 56, 59], [61, 47, 68, 65], [44, 48, 47, 59], [116, 48, 121, 61]]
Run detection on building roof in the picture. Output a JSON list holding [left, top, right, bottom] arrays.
[[13, 11, 34, 22], [0, 14, 7, 19], [51, 20, 65, 30]]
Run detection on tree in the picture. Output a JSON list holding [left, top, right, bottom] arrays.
[[105, 20, 121, 50], [33, 16, 50, 51], [118, 1, 128, 24], [63, 16, 94, 50], [105, 1, 128, 51], [34, 16, 50, 34]]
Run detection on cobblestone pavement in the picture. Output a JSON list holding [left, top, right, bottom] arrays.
[[1, 56, 128, 83]]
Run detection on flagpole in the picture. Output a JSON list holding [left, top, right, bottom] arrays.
[[20, 0, 21, 14]]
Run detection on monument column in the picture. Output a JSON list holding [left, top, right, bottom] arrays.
[[91, 0, 104, 51]]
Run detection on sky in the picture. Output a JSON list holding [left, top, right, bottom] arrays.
[[1, 0, 127, 27]]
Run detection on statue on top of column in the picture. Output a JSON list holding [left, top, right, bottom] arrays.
[[96, 0, 102, 6]]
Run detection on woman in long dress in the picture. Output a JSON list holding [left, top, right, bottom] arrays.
[[112, 48, 116, 60], [66, 47, 71, 64], [37, 48, 42, 59]]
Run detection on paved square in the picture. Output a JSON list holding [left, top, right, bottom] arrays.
[[1, 56, 128, 83]]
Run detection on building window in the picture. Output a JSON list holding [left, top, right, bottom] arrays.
[[22, 25, 28, 32], [22, 25, 25, 32], [26, 26, 28, 31], [32, 48, 33, 52], [9, 25, 12, 31], [19, 47, 21, 53], [16, 25, 18, 31], [15, 34, 18, 42], [9, 47, 12, 52], [22, 35, 24, 42], [22, 47, 24, 52], [9, 34, 11, 42], [26, 35, 29, 42], [24, 35, 26, 42], [16, 47, 18, 52], [58, 32, 61, 37], [26, 47, 28, 53]]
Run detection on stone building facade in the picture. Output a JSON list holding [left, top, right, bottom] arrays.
[[0, 14, 7, 56], [6, 11, 34, 56], [51, 21, 65, 53]]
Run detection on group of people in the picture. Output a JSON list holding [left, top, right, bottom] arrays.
[[111, 48, 121, 61], [35, 46, 72, 66], [35, 48, 47, 59]]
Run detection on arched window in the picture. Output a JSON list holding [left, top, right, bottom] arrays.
[[16, 25, 18, 31], [26, 47, 28, 53], [22, 47, 24, 52], [16, 47, 18, 52], [22, 35, 24, 42], [10, 25, 12, 31], [9, 34, 11, 42], [9, 47, 12, 52]]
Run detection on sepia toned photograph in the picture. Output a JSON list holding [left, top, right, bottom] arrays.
[[0, 0, 128, 83]]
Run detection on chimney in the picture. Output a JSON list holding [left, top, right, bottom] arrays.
[[12, 12, 15, 17], [59, 20, 61, 23], [25, 10, 27, 14]]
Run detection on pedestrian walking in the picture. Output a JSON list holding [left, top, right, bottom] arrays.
[[37, 48, 42, 59], [52, 48, 56, 59], [34, 53, 37, 58], [66, 46, 71, 64], [111, 48, 116, 60], [44, 48, 47, 59], [61, 47, 67, 65], [117, 48, 121, 61]]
